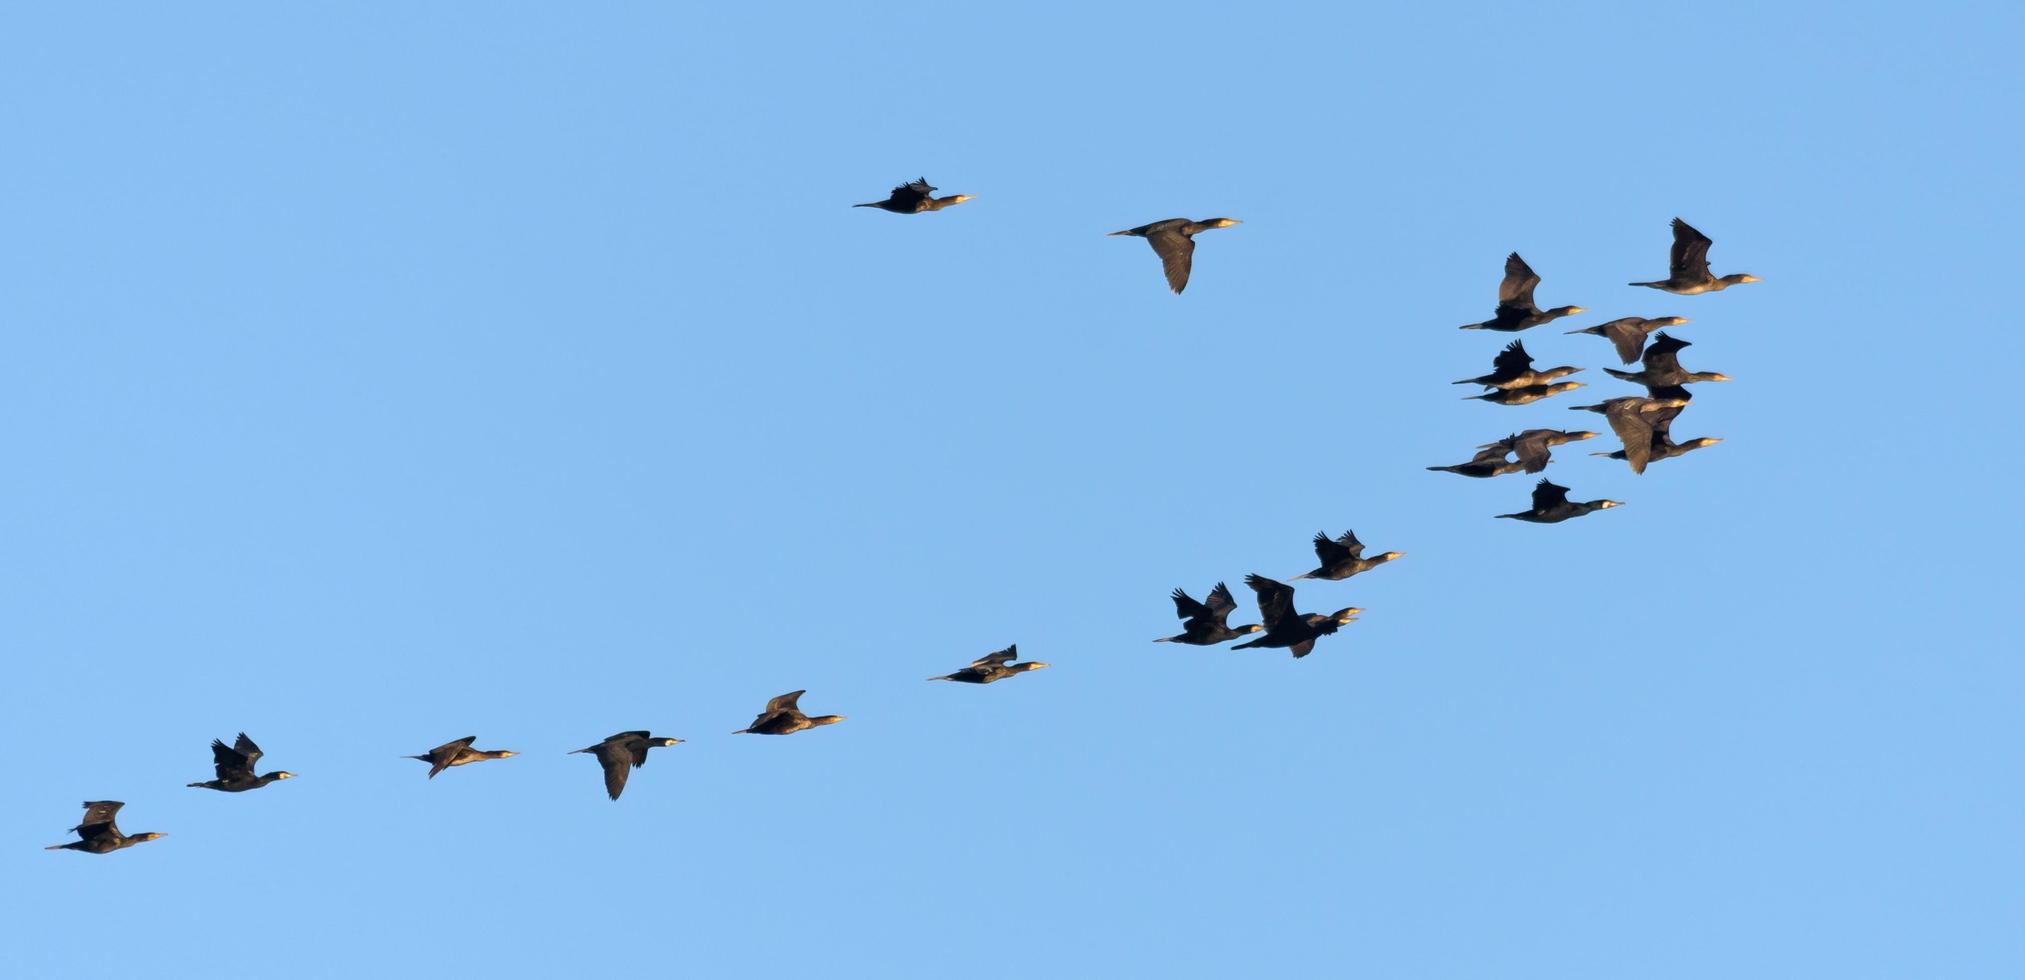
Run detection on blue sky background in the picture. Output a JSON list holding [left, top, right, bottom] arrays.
[[4, 3, 2021, 977]]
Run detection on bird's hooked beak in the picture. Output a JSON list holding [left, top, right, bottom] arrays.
[[1030, 662, 1052, 669], [1572, 431, 1599, 440], [275, 772, 295, 779], [1215, 218, 1243, 228], [499, 751, 518, 758], [1565, 306, 1587, 314], [1338, 607, 1364, 624], [1740, 275, 1761, 283], [662, 738, 685, 746], [949, 194, 975, 203], [1707, 373, 1734, 382], [1660, 316, 1690, 326], [1597, 501, 1623, 509]]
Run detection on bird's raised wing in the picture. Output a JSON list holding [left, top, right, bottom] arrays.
[[1335, 530, 1366, 560], [1670, 218, 1713, 280], [1204, 581, 1238, 617], [1492, 339, 1534, 378], [1498, 252, 1542, 310], [75, 801, 125, 839], [1147, 229, 1196, 293], [1310, 531, 1350, 567], [764, 691, 806, 715], [1243, 574, 1297, 629], [1531, 479, 1572, 511], [210, 736, 255, 781], [1170, 588, 1211, 623], [969, 645, 1018, 668]]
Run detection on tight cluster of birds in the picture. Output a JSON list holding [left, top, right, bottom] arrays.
[[42, 184, 1754, 854], [1433, 218, 1754, 522]]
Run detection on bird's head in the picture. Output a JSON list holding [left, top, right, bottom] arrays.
[[134, 832, 167, 843], [1548, 382, 1585, 394], [273, 771, 295, 780], [1378, 551, 1405, 563], [1207, 218, 1242, 229], [1684, 437, 1723, 451], [1724, 274, 1761, 285], [497, 751, 518, 759], [1655, 316, 1690, 327], [1568, 430, 1600, 441], [658, 738, 685, 747], [1554, 306, 1587, 316], [1699, 372, 1733, 383], [1593, 500, 1624, 510], [945, 194, 975, 204], [1016, 662, 1051, 672], [1333, 607, 1364, 625]]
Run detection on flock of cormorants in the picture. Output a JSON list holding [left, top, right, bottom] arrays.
[[43, 184, 1754, 854]]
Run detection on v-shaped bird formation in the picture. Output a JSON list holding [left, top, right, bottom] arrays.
[[44, 188, 1753, 851]]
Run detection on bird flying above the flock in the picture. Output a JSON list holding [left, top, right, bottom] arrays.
[[853, 178, 973, 213], [928, 644, 1050, 683], [1154, 582, 1264, 645], [44, 801, 164, 854], [186, 732, 295, 793], [1231, 574, 1361, 658], [571, 731, 683, 801], [733, 691, 846, 735], [1108, 217, 1242, 293], [1496, 479, 1622, 523], [1459, 253, 1584, 331], [1629, 218, 1759, 294]]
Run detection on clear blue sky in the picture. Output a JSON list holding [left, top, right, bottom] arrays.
[[4, 3, 2020, 977]]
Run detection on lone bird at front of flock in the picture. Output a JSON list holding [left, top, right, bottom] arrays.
[[928, 644, 1050, 683], [571, 731, 683, 801], [186, 732, 295, 793], [1459, 252, 1584, 331], [1629, 218, 1759, 294], [44, 801, 164, 855], [1108, 217, 1242, 293]]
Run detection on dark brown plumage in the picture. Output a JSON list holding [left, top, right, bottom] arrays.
[[1229, 574, 1361, 658], [1108, 217, 1242, 293], [1459, 253, 1585, 330], [1427, 440, 1527, 478], [1568, 396, 1691, 474], [1629, 218, 1759, 294], [571, 731, 683, 801], [186, 732, 295, 792], [1565, 315, 1691, 364], [1464, 381, 1585, 406], [1291, 530, 1403, 581], [1155, 582, 1265, 645], [853, 178, 973, 213], [733, 690, 846, 736], [1590, 403, 1722, 466], [928, 644, 1050, 683], [1603, 332, 1731, 394], [44, 801, 164, 854], [407, 736, 516, 779], [1495, 479, 1621, 523]]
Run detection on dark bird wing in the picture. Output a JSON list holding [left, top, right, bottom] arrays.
[[425, 736, 476, 778], [1509, 432, 1552, 473], [1497, 252, 1542, 311], [210, 735, 257, 781], [1468, 441, 1515, 465], [594, 742, 632, 801], [1670, 218, 1713, 281], [1646, 404, 1684, 444], [764, 691, 805, 715], [1243, 574, 1296, 629], [75, 801, 125, 839], [969, 645, 1018, 668], [1335, 530, 1366, 560], [1604, 320, 1648, 364], [1491, 339, 1534, 378], [1604, 401, 1659, 473], [1290, 638, 1316, 658], [1310, 531, 1351, 567], [1642, 333, 1689, 374], [1170, 588, 1212, 624], [1146, 228, 1196, 293], [1205, 581, 1238, 617], [887, 178, 934, 209], [1531, 479, 1571, 511]]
